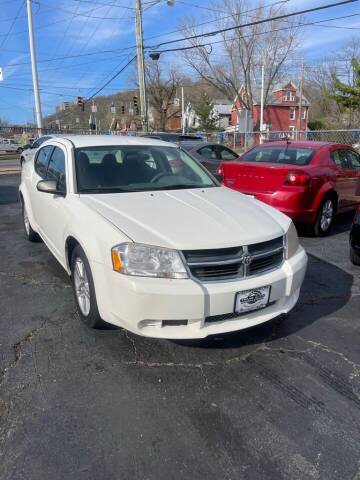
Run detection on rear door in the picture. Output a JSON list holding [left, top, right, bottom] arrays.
[[330, 149, 358, 209], [347, 150, 360, 203]]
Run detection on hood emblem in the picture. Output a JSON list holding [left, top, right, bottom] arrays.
[[242, 254, 253, 266]]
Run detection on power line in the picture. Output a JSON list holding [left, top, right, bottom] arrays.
[[0, 0, 24, 48], [4, 0, 302, 66], [150, 0, 360, 49], [87, 54, 137, 100], [150, 12, 360, 55]]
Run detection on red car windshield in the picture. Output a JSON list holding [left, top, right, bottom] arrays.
[[241, 146, 316, 166]]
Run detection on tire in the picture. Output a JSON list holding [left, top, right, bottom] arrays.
[[350, 246, 360, 265], [71, 245, 106, 329], [22, 201, 41, 242], [312, 195, 336, 237]]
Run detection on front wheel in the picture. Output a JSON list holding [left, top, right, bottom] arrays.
[[312, 196, 336, 237], [22, 201, 41, 242], [71, 245, 106, 329]]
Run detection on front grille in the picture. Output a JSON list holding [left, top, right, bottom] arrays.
[[183, 236, 284, 282]]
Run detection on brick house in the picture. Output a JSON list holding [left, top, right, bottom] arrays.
[[230, 81, 310, 135]]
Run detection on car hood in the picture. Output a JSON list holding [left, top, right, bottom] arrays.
[[79, 187, 289, 250]]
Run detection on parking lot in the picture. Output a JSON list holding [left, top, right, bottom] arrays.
[[0, 173, 359, 480]]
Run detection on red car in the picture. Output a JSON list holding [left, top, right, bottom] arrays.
[[220, 141, 360, 235]]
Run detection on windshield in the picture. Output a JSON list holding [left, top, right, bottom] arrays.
[[74, 145, 217, 193], [241, 146, 316, 166]]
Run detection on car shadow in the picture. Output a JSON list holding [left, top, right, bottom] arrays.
[[171, 252, 353, 350]]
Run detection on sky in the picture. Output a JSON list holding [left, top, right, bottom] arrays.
[[0, 0, 359, 124]]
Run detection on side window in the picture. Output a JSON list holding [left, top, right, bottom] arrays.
[[218, 146, 238, 160], [348, 151, 360, 170], [198, 146, 217, 159], [35, 146, 53, 178], [32, 136, 49, 149], [47, 147, 66, 191], [331, 150, 351, 169]]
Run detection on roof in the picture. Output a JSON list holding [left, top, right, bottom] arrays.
[[213, 103, 232, 115], [179, 141, 213, 150], [260, 140, 332, 149], [250, 85, 310, 107], [46, 135, 177, 148]]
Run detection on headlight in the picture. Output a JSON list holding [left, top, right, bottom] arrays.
[[285, 222, 299, 259], [111, 243, 189, 279]]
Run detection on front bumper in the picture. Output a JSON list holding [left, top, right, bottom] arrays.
[[92, 246, 307, 339]]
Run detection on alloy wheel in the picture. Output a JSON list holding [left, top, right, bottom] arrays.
[[320, 199, 334, 232], [23, 205, 30, 236], [74, 258, 91, 316]]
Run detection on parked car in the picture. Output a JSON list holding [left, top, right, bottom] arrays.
[[350, 206, 360, 265], [19, 135, 307, 338], [179, 141, 239, 174], [220, 141, 360, 236], [141, 132, 202, 142], [0, 139, 24, 154], [20, 135, 55, 167]]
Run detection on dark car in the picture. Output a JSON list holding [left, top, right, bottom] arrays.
[[350, 206, 360, 265], [141, 133, 202, 142], [179, 141, 239, 174]]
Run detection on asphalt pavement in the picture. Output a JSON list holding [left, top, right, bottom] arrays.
[[0, 154, 20, 175], [0, 174, 359, 480]]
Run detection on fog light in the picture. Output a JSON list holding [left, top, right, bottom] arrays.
[[138, 320, 162, 329]]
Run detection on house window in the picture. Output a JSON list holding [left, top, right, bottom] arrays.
[[284, 91, 295, 102], [289, 107, 296, 120], [302, 109, 307, 120], [289, 126, 296, 139]]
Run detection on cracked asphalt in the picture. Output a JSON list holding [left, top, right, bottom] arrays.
[[1, 174, 360, 480]]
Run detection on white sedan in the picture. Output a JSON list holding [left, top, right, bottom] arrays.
[[19, 135, 307, 339]]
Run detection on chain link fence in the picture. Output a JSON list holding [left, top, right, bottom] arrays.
[[1, 126, 360, 154]]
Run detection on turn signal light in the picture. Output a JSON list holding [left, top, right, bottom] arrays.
[[216, 165, 224, 182], [284, 171, 311, 187]]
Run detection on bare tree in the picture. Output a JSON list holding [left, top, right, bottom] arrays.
[[145, 62, 183, 131], [181, 0, 300, 120]]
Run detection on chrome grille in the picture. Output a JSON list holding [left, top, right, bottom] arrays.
[[183, 236, 284, 282]]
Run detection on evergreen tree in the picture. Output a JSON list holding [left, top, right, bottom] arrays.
[[330, 58, 360, 112], [194, 93, 218, 131]]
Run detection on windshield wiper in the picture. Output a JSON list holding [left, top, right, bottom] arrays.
[[152, 184, 213, 190], [78, 187, 133, 193]]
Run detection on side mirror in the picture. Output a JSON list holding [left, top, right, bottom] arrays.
[[37, 180, 66, 197]]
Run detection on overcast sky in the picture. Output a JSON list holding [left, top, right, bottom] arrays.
[[0, 0, 359, 124]]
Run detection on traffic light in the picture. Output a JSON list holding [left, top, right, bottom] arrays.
[[121, 105, 125, 114], [135, 107, 139, 115], [133, 95, 138, 107], [77, 96, 85, 111]]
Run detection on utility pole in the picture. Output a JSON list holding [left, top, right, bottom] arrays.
[[135, 0, 148, 132], [181, 87, 185, 135], [26, 0, 43, 134], [259, 64, 265, 144], [297, 63, 304, 140]]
